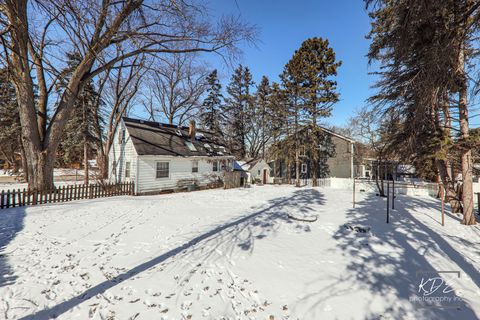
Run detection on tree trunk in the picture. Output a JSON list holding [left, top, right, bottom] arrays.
[[97, 148, 108, 180], [286, 158, 291, 184], [25, 148, 55, 191], [84, 141, 89, 185], [295, 148, 300, 187], [436, 159, 463, 213], [311, 121, 318, 187], [20, 139, 28, 182], [458, 48, 475, 225], [375, 160, 385, 196]]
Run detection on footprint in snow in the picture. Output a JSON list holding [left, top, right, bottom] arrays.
[[181, 301, 192, 310]]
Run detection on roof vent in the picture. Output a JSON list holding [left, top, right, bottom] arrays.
[[175, 129, 182, 136]]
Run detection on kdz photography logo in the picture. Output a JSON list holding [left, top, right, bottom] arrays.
[[410, 270, 463, 309]]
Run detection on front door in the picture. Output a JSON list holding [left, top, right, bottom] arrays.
[[263, 169, 267, 184]]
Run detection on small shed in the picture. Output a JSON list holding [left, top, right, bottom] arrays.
[[240, 159, 271, 184]]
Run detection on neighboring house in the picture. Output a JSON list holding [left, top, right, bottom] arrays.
[[232, 159, 272, 185], [240, 159, 271, 184], [108, 117, 234, 194], [378, 161, 418, 181], [270, 125, 355, 180]]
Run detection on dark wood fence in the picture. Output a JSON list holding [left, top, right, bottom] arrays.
[[224, 171, 242, 189], [0, 182, 135, 210]]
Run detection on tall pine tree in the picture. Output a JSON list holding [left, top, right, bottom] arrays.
[[281, 54, 307, 186], [0, 68, 22, 172], [57, 52, 101, 183], [225, 65, 254, 159], [293, 37, 341, 186], [199, 70, 225, 138], [255, 76, 272, 159]]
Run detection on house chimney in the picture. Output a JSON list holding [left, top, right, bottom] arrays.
[[189, 120, 196, 140]]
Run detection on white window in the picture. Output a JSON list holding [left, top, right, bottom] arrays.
[[156, 161, 169, 178], [125, 162, 131, 178], [192, 160, 198, 173], [301, 163, 307, 173], [213, 160, 218, 172]]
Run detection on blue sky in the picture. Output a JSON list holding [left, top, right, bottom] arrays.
[[205, 0, 377, 127]]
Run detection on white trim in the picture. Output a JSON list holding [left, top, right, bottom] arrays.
[[301, 163, 307, 174], [350, 142, 354, 179], [135, 154, 139, 195], [318, 126, 355, 143], [138, 154, 234, 160]]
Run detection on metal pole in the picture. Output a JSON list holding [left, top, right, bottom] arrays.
[[441, 184, 445, 226], [387, 180, 390, 223], [477, 193, 480, 215], [353, 177, 355, 208], [392, 178, 395, 210]]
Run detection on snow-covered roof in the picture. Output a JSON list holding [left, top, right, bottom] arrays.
[[233, 161, 246, 171]]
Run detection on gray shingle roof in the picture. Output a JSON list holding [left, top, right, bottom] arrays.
[[123, 117, 232, 157]]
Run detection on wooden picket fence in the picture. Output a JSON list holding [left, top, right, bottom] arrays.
[[0, 182, 135, 210]]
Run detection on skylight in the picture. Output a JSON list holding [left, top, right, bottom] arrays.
[[185, 141, 197, 151]]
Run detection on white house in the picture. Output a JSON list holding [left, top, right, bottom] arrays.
[[238, 159, 272, 184], [109, 117, 234, 194]]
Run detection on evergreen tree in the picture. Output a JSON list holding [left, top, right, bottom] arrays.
[[199, 70, 225, 137], [281, 54, 307, 186], [266, 82, 289, 178], [255, 76, 271, 159], [57, 52, 101, 183], [0, 68, 21, 172], [366, 0, 479, 224], [225, 65, 254, 159], [292, 37, 341, 186]]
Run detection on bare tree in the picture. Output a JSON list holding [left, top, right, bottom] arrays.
[[348, 106, 391, 196], [0, 0, 256, 190], [143, 52, 209, 125], [95, 54, 146, 179]]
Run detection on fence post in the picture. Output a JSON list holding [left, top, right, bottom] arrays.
[[6, 189, 10, 208], [12, 189, 16, 208], [477, 192, 480, 215], [386, 181, 390, 224], [33, 189, 38, 205], [1, 190, 4, 209], [22, 188, 26, 206]]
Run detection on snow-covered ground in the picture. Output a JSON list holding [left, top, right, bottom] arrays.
[[0, 168, 100, 191], [0, 185, 479, 319]]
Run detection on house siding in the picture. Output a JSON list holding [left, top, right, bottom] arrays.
[[108, 123, 138, 184], [249, 160, 271, 183], [327, 135, 353, 178], [136, 156, 228, 194]]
